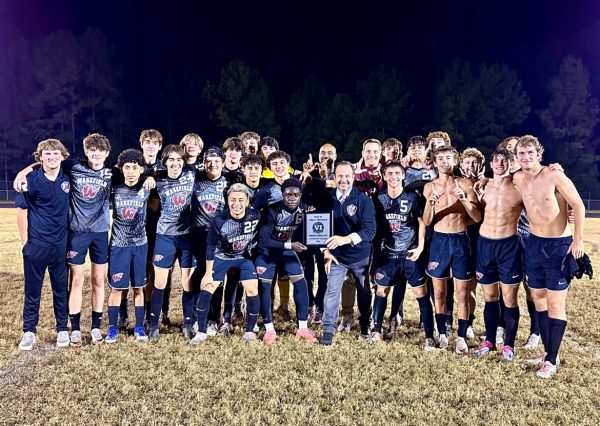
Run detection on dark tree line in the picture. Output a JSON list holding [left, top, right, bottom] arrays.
[[1, 29, 599, 196]]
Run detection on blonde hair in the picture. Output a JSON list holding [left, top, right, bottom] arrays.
[[179, 133, 204, 151], [33, 138, 69, 162], [426, 131, 451, 146], [516, 135, 544, 159], [139, 129, 163, 146], [460, 147, 485, 164]]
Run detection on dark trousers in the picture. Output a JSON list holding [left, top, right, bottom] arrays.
[[301, 248, 327, 311], [22, 242, 68, 333]]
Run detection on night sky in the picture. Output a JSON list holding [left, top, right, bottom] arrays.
[[2, 0, 600, 142]]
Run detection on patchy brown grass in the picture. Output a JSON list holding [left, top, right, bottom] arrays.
[[0, 209, 599, 425]]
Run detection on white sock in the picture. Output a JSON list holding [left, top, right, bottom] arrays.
[[298, 320, 308, 329], [265, 322, 274, 332]]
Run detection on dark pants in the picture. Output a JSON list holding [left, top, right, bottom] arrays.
[[301, 248, 327, 311], [22, 242, 68, 333]]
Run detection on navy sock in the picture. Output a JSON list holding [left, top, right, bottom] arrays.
[[162, 285, 171, 313], [145, 301, 151, 323], [134, 306, 145, 328], [181, 290, 194, 328], [70, 312, 81, 331], [498, 296, 506, 328], [537, 310, 550, 352], [259, 281, 273, 324], [435, 313, 446, 336], [546, 317, 567, 365], [246, 295, 260, 332], [119, 298, 128, 319], [91, 311, 102, 329], [223, 302, 233, 323], [417, 296, 434, 339], [445, 280, 454, 322], [468, 313, 476, 327], [195, 290, 213, 333], [457, 318, 469, 339], [527, 300, 539, 335], [503, 306, 520, 348], [292, 278, 309, 322], [108, 306, 119, 329], [192, 292, 199, 323], [390, 280, 406, 318], [149, 288, 164, 328], [373, 295, 387, 334], [483, 300, 501, 344]]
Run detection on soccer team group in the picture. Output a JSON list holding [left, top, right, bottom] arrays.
[[14, 128, 586, 379]]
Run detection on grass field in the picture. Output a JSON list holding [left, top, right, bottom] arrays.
[[0, 209, 599, 425]]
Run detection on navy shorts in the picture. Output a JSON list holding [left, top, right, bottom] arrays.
[[152, 234, 197, 269], [476, 235, 522, 285], [524, 234, 572, 291], [374, 254, 426, 288], [213, 257, 257, 282], [255, 251, 304, 281], [426, 231, 474, 281], [67, 231, 109, 265], [108, 244, 148, 289]]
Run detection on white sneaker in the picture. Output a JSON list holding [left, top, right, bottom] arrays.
[[495, 326, 505, 347], [90, 328, 104, 345], [466, 326, 475, 340], [70, 330, 82, 347], [423, 338, 436, 352], [523, 333, 541, 350], [436, 334, 449, 349], [191, 321, 199, 334], [206, 322, 218, 337], [56, 331, 69, 347], [455, 337, 469, 355], [252, 323, 259, 333], [218, 322, 233, 336], [536, 361, 558, 379], [190, 332, 208, 346], [19, 332, 36, 351], [337, 315, 353, 332]]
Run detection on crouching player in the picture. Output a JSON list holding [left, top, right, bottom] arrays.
[[191, 183, 261, 344], [371, 163, 435, 350], [105, 150, 152, 343], [255, 178, 318, 344]]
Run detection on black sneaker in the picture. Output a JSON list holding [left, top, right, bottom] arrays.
[[320, 332, 334, 346]]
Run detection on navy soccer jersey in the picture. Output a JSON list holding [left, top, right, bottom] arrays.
[[63, 159, 112, 232], [403, 167, 437, 192], [252, 179, 283, 211], [374, 190, 424, 255], [192, 173, 227, 231], [207, 208, 261, 260], [110, 182, 152, 247], [258, 201, 304, 254], [154, 166, 195, 236], [16, 168, 71, 247]]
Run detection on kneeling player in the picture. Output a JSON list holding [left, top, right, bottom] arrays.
[[105, 150, 152, 343], [371, 163, 435, 350], [191, 184, 261, 344], [255, 178, 317, 344]]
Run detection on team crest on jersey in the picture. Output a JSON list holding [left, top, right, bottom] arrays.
[[112, 272, 124, 283], [66, 250, 78, 259], [232, 241, 246, 251], [476, 271, 483, 281], [203, 201, 217, 213], [346, 204, 357, 216], [375, 272, 385, 280], [172, 193, 186, 206], [389, 220, 401, 232], [83, 184, 100, 199], [121, 207, 137, 219], [256, 266, 267, 275], [61, 181, 70, 193], [154, 254, 164, 262], [427, 262, 439, 271]]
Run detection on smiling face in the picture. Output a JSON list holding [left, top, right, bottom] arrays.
[[383, 145, 401, 162], [383, 166, 404, 190], [183, 141, 201, 160], [165, 152, 184, 178], [461, 156, 481, 176], [319, 144, 337, 165], [243, 138, 258, 155], [362, 142, 381, 167], [335, 163, 354, 194], [85, 147, 110, 170], [434, 151, 457, 174], [121, 162, 143, 186], [40, 149, 64, 172], [408, 143, 426, 161], [204, 156, 224, 179], [225, 148, 242, 166], [140, 138, 161, 160], [516, 144, 541, 171], [243, 163, 262, 187], [269, 157, 289, 179], [491, 154, 510, 177], [228, 191, 249, 219]]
